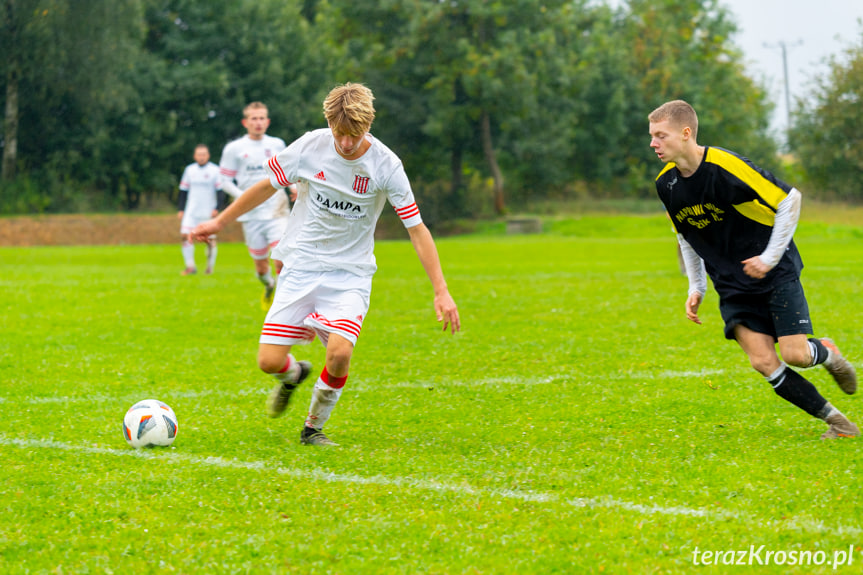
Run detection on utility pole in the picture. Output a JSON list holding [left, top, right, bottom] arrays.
[[764, 40, 803, 144]]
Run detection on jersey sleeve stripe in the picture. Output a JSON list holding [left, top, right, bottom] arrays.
[[219, 167, 237, 177], [732, 200, 776, 227], [267, 156, 292, 187], [707, 148, 787, 209], [655, 163, 676, 180], [395, 203, 420, 220]]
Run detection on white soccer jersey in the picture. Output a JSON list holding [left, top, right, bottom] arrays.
[[179, 161, 222, 219], [265, 128, 423, 277], [220, 134, 289, 222]]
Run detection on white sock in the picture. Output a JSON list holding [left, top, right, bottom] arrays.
[[273, 354, 300, 385], [182, 242, 195, 268], [257, 272, 275, 288], [305, 379, 343, 430], [206, 244, 217, 270]]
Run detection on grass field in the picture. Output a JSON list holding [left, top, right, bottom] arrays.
[[1, 212, 862, 574]]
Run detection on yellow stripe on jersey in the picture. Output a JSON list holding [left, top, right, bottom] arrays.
[[732, 200, 776, 227], [706, 148, 786, 209], [655, 162, 676, 180]]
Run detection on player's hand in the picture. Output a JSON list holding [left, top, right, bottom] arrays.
[[192, 219, 222, 242], [435, 291, 460, 334], [741, 256, 771, 279], [686, 292, 703, 325]]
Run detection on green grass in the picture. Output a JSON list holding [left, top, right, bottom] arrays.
[[1, 213, 862, 574]]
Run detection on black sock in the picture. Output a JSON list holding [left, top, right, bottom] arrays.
[[807, 338, 829, 366], [768, 365, 828, 417]]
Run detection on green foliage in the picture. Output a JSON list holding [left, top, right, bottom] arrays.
[[789, 26, 863, 202], [2, 214, 862, 572], [1, 0, 789, 216], [610, 0, 779, 195]]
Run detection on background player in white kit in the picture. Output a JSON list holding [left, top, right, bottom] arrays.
[[220, 102, 297, 308], [195, 83, 460, 446], [177, 144, 224, 275]]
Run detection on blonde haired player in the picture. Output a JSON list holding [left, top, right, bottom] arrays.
[[219, 102, 297, 308], [195, 83, 460, 445]]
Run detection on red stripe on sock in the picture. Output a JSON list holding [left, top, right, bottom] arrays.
[[321, 367, 347, 389], [278, 356, 292, 374]]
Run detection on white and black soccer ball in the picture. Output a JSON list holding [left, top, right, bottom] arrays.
[[123, 399, 178, 448]]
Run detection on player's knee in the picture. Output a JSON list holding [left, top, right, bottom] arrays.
[[780, 347, 811, 368], [325, 345, 353, 374], [747, 352, 778, 377], [257, 350, 285, 374]]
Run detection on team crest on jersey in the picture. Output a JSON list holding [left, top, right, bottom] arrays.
[[352, 175, 370, 194]]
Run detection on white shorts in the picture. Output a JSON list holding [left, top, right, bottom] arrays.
[[180, 215, 214, 236], [260, 269, 371, 347], [242, 219, 287, 260]]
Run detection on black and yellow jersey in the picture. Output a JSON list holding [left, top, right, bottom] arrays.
[[655, 146, 803, 297]]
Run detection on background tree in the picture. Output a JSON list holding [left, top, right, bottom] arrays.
[[0, 0, 786, 216], [789, 27, 863, 201], [609, 0, 777, 195], [1, 0, 143, 190]]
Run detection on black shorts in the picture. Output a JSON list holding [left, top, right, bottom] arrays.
[[718, 279, 814, 341]]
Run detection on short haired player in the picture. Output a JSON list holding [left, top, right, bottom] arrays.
[[195, 83, 460, 446], [177, 144, 224, 275], [648, 99, 857, 439], [219, 102, 297, 309]]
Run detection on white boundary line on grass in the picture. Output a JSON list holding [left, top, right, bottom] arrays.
[[1, 369, 738, 405], [2, 434, 861, 538]]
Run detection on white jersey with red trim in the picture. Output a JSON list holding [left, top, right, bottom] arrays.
[[220, 134, 288, 222], [264, 128, 422, 277], [179, 161, 221, 219]]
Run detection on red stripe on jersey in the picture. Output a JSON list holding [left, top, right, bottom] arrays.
[[220, 167, 237, 177], [395, 203, 420, 220], [268, 156, 292, 187]]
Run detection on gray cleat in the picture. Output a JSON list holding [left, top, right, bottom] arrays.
[[821, 411, 860, 440], [821, 338, 857, 395], [265, 360, 313, 418], [300, 426, 338, 446]]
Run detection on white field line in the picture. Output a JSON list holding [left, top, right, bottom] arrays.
[[2, 434, 861, 537], [0, 369, 739, 405]]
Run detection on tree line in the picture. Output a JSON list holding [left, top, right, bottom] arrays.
[[1, 0, 860, 222]]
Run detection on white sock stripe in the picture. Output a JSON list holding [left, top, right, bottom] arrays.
[[808, 341, 820, 367], [766, 363, 788, 388]]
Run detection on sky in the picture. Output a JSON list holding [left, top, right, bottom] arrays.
[[717, 0, 863, 137]]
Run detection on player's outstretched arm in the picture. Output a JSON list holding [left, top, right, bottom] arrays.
[[192, 178, 276, 241], [406, 223, 461, 334]]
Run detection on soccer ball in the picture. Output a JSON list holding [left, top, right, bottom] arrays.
[[123, 399, 179, 448]]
